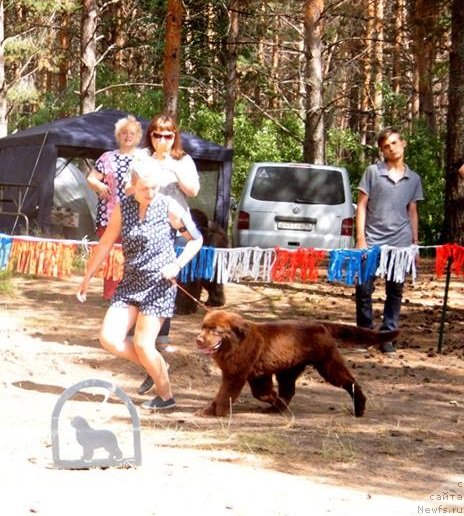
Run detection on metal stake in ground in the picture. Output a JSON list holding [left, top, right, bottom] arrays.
[[437, 256, 453, 354]]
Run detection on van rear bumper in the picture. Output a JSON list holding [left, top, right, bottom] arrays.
[[234, 231, 353, 250]]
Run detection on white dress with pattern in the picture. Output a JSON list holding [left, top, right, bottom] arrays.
[[111, 194, 177, 317]]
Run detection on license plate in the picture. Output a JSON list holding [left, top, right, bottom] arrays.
[[277, 221, 313, 231]]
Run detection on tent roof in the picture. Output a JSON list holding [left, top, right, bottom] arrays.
[[0, 108, 232, 162], [0, 109, 233, 232]]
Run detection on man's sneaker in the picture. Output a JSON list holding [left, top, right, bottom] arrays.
[[137, 374, 154, 395], [380, 342, 396, 354], [141, 396, 176, 411], [137, 363, 170, 395]]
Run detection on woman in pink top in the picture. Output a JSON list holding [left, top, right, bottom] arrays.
[[87, 115, 143, 300]]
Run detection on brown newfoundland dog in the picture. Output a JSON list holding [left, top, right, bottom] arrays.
[[196, 310, 399, 418]]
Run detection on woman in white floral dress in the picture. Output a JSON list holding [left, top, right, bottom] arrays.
[[77, 160, 203, 411]]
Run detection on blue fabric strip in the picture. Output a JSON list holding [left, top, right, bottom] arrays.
[[0, 234, 13, 270], [175, 246, 216, 282], [328, 247, 380, 285]]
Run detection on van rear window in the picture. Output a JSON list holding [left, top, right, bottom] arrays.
[[250, 166, 345, 204]]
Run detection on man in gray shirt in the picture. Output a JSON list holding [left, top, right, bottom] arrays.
[[356, 127, 424, 354]]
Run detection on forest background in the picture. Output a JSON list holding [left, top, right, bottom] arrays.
[[1, 0, 463, 246]]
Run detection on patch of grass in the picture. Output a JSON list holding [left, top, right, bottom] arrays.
[[235, 430, 296, 456], [0, 270, 14, 295], [320, 420, 357, 462], [72, 250, 88, 273]]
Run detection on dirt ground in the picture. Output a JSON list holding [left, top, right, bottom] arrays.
[[1, 259, 463, 515]]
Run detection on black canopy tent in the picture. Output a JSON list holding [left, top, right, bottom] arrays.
[[0, 109, 233, 234]]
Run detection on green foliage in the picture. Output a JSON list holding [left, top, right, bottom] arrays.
[[230, 107, 302, 198], [9, 78, 80, 130], [379, 81, 409, 128], [404, 122, 444, 245], [6, 79, 39, 106], [94, 66, 165, 120], [326, 128, 369, 194], [180, 106, 224, 143], [15, 0, 76, 11], [4, 37, 36, 60], [179, 104, 303, 199]]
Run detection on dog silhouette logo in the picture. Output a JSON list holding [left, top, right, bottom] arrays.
[[51, 379, 142, 469], [71, 416, 123, 462]]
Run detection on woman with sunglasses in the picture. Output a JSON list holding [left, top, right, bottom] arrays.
[[130, 114, 200, 396], [128, 114, 199, 206]]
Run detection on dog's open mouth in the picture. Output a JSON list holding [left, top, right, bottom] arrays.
[[196, 339, 223, 354]]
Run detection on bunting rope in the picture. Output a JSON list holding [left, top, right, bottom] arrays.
[[0, 232, 463, 286]]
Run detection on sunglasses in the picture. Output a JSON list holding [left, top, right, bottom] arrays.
[[150, 132, 175, 140]]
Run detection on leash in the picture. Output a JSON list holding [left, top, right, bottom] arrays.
[[172, 278, 271, 314], [171, 279, 210, 312]]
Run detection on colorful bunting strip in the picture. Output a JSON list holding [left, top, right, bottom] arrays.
[[176, 245, 215, 282], [0, 234, 13, 270], [271, 247, 326, 283], [376, 245, 419, 283], [7, 237, 77, 278], [213, 247, 275, 283], [328, 247, 381, 285], [87, 243, 124, 281], [0, 233, 460, 286], [436, 243, 464, 277]]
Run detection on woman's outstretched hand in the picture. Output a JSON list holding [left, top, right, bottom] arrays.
[[76, 278, 90, 303]]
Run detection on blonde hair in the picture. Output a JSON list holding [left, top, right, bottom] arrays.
[[130, 155, 163, 186], [114, 115, 143, 146]]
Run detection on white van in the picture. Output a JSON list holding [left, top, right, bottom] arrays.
[[231, 162, 354, 249]]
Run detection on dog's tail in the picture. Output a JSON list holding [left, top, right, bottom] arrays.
[[324, 323, 399, 345]]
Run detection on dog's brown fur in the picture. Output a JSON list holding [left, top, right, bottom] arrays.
[[196, 310, 400, 418]]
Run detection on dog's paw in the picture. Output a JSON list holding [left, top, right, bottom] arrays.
[[353, 384, 366, 417]]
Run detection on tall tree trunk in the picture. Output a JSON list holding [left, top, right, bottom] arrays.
[[254, 2, 266, 107], [303, 0, 324, 164], [359, 0, 374, 147], [0, 0, 6, 136], [373, 0, 383, 132], [411, 0, 437, 133], [224, 0, 239, 149], [269, 14, 281, 111], [112, 2, 126, 73], [80, 0, 97, 114], [392, 0, 405, 97], [205, 3, 215, 106], [58, 12, 70, 94], [163, 0, 184, 119], [298, 38, 306, 117], [443, 0, 464, 244]]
